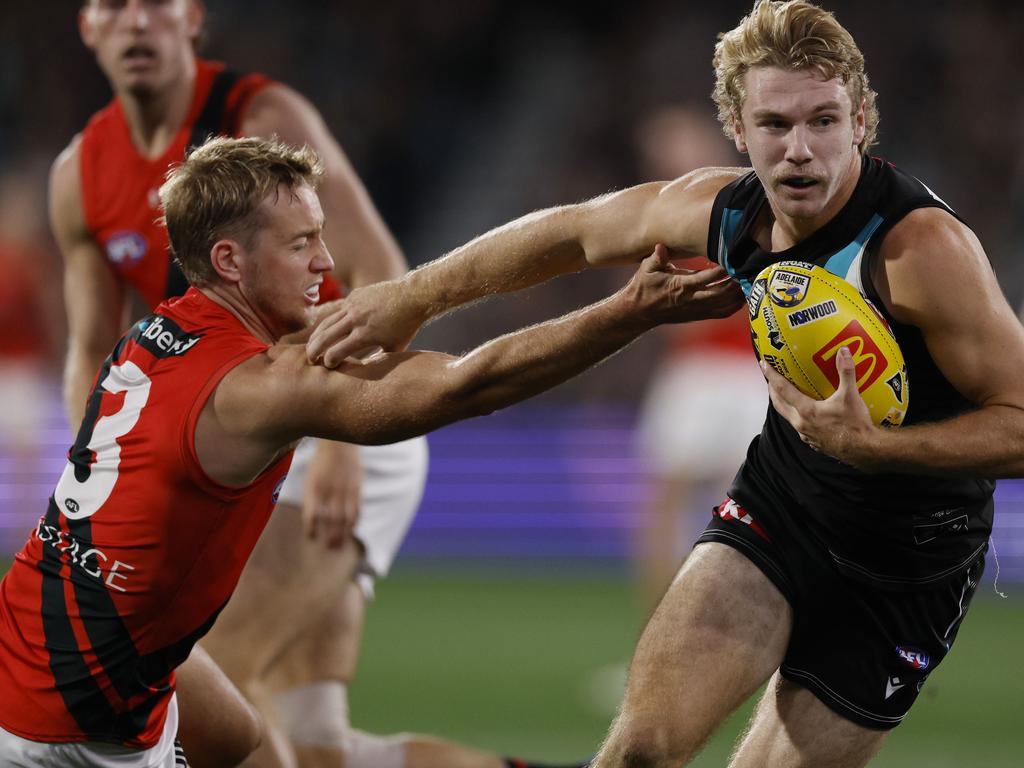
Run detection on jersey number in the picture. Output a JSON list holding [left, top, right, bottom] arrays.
[[54, 362, 152, 520]]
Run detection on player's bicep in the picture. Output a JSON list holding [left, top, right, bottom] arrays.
[[881, 210, 1024, 408], [579, 168, 743, 267]]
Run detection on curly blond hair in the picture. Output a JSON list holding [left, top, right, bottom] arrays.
[[160, 136, 323, 286], [712, 0, 879, 154]]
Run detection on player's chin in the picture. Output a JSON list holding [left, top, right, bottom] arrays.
[[778, 197, 826, 220]]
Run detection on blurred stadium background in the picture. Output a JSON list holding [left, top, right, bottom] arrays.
[[2, 1, 1022, 765]]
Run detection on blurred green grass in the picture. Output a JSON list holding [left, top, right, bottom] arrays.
[[0, 557, 1019, 765], [352, 564, 1024, 767]]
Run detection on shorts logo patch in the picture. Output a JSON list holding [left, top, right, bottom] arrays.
[[895, 645, 930, 670], [885, 675, 905, 699], [715, 497, 771, 542]]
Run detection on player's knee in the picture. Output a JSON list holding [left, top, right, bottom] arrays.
[[273, 682, 407, 768], [216, 699, 263, 767], [612, 716, 695, 768]]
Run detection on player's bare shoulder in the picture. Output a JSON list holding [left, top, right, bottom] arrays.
[[661, 166, 748, 201], [49, 133, 88, 244], [238, 82, 328, 147], [873, 206, 989, 325], [648, 166, 750, 256]]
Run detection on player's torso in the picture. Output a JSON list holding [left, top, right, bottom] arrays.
[[0, 290, 291, 747], [708, 156, 993, 583]]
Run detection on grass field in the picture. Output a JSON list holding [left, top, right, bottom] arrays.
[[352, 563, 1024, 767], [0, 557, 1020, 765]]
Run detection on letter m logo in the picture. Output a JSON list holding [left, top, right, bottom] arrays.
[[811, 320, 889, 391]]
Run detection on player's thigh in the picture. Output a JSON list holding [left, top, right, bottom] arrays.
[[731, 672, 887, 768], [265, 578, 367, 691], [176, 646, 263, 768], [201, 506, 362, 681], [617, 542, 792, 744]]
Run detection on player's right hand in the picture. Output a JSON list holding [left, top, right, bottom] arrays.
[[622, 244, 745, 327]]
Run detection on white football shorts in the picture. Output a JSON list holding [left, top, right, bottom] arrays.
[[636, 351, 768, 480], [276, 436, 429, 596], [0, 695, 182, 767]]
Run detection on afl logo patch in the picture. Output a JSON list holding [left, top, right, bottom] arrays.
[[105, 231, 147, 265], [272, 475, 288, 505], [895, 645, 930, 670]]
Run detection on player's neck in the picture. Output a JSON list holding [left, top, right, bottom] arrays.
[[117, 60, 197, 160], [200, 285, 278, 345]]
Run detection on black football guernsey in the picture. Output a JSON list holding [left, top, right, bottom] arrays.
[[707, 155, 994, 589]]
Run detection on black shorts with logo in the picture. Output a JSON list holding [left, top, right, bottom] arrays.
[[697, 491, 986, 730]]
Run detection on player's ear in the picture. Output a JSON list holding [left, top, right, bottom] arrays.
[[209, 240, 243, 284], [186, 0, 205, 41], [852, 99, 866, 149], [78, 6, 97, 50], [732, 112, 748, 154]]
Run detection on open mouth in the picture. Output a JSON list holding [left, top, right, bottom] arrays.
[[122, 45, 157, 65], [780, 176, 818, 190], [304, 285, 321, 303]]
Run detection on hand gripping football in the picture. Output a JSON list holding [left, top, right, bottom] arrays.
[[749, 261, 908, 426]]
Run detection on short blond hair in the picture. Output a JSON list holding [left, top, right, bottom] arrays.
[[159, 136, 323, 286], [712, 0, 879, 153]]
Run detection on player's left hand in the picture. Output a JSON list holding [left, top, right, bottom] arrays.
[[302, 440, 362, 548], [761, 346, 879, 469], [307, 279, 425, 368]]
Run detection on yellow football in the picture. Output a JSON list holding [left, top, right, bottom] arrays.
[[749, 261, 908, 426]]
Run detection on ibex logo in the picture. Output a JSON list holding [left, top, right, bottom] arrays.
[[811, 320, 889, 391]]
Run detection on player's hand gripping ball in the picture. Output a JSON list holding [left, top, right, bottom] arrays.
[[749, 261, 908, 426]]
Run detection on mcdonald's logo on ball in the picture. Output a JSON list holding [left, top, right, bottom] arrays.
[[749, 262, 909, 427]]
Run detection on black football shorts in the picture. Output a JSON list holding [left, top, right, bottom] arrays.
[[697, 492, 985, 730]]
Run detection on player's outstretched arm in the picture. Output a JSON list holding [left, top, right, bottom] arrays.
[[306, 168, 746, 367], [197, 248, 743, 486], [50, 137, 127, 428], [240, 84, 407, 287], [766, 207, 1024, 476]]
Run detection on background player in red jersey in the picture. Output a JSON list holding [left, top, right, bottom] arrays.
[[304, 3, 1024, 765], [0, 135, 742, 768], [48, 2, 584, 768]]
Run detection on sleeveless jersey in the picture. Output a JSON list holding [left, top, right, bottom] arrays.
[[708, 156, 994, 586], [0, 289, 292, 748], [79, 58, 342, 308]]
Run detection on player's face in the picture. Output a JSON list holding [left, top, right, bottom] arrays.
[[733, 66, 866, 231], [79, 0, 203, 97], [239, 184, 335, 338]]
